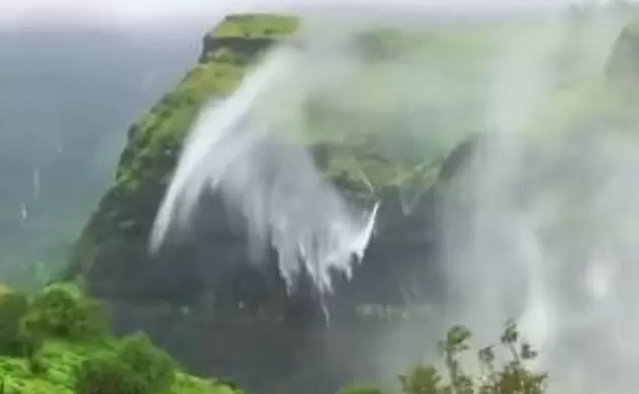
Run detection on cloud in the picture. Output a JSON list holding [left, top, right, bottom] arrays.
[[1, 0, 220, 29], [0, 0, 623, 30]]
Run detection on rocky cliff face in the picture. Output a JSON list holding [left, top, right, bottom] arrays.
[[64, 14, 462, 316], [57, 14, 475, 392], [62, 11, 639, 394]]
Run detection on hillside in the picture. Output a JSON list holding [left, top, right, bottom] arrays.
[[64, 9, 639, 307], [1, 282, 553, 394], [0, 283, 229, 394], [0, 341, 219, 394], [55, 10, 639, 394]]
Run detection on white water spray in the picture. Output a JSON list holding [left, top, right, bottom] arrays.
[[437, 9, 639, 393], [147, 7, 639, 393], [150, 38, 379, 296]]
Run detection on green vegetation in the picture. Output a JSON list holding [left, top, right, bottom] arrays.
[[0, 291, 40, 358], [109, 16, 305, 204], [62, 13, 305, 280], [0, 283, 240, 394], [106, 14, 521, 201], [115, 60, 245, 194], [24, 283, 108, 340], [64, 9, 639, 291], [109, 10, 639, 201], [0, 280, 549, 394], [74, 332, 176, 394], [395, 321, 546, 394], [11, 9, 639, 394], [208, 14, 301, 38]]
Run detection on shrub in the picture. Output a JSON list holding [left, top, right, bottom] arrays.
[[74, 332, 176, 394], [339, 384, 384, 394], [212, 48, 241, 64], [118, 332, 176, 393], [398, 320, 547, 394], [26, 283, 108, 340], [26, 352, 48, 375], [0, 291, 42, 357], [74, 355, 147, 394]]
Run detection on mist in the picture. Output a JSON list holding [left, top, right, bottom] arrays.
[[147, 5, 639, 393], [0, 23, 205, 286], [5, 0, 637, 31], [4, 0, 639, 392]]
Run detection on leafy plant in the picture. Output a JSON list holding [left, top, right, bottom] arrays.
[[74, 354, 148, 394], [339, 384, 384, 394], [399, 320, 547, 394], [25, 283, 108, 340], [0, 291, 42, 357], [117, 331, 176, 394], [74, 331, 176, 394], [26, 352, 48, 375]]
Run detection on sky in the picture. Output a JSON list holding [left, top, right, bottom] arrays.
[[0, 0, 626, 30]]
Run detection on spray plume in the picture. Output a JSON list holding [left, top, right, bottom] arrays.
[[436, 9, 639, 394], [150, 28, 380, 297], [149, 6, 639, 393]]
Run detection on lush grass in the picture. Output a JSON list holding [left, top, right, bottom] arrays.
[[115, 13, 639, 196], [115, 61, 245, 194], [0, 281, 546, 394], [117, 17, 495, 193], [0, 340, 225, 394], [0, 284, 237, 394], [208, 14, 301, 38]]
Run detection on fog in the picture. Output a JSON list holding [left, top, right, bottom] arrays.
[[150, 6, 639, 394], [0, 24, 204, 286], [4, 0, 639, 393], [2, 0, 634, 29]]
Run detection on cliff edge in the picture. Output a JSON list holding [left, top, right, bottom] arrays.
[[63, 14, 455, 315], [58, 11, 639, 394]]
